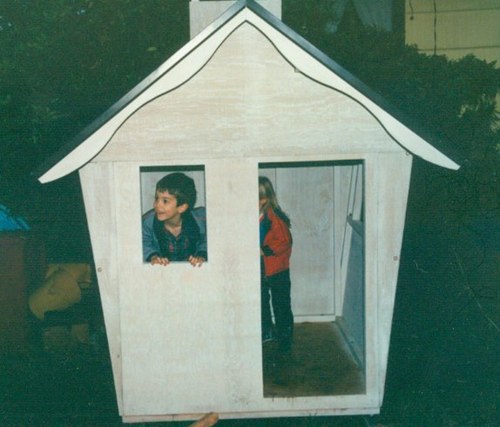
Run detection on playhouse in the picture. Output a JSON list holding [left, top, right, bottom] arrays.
[[36, 0, 459, 422]]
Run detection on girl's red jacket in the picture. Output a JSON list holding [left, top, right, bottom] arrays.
[[261, 207, 292, 277]]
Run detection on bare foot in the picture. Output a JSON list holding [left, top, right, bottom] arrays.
[[189, 412, 219, 427]]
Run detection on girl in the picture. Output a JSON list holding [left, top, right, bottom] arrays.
[[259, 176, 293, 352]]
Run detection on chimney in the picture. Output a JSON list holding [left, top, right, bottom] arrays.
[[189, 0, 282, 39]]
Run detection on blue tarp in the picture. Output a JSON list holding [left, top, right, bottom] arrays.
[[0, 204, 30, 231]]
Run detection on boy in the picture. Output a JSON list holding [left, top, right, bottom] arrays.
[[142, 172, 207, 267]]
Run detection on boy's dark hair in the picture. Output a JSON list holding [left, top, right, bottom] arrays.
[[156, 172, 197, 210]]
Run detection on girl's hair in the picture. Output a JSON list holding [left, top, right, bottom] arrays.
[[259, 176, 291, 228]]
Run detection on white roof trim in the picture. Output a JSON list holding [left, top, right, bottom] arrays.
[[244, 12, 459, 170], [38, 6, 458, 184], [39, 10, 248, 183]]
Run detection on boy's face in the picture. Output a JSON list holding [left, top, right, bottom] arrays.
[[154, 190, 188, 222]]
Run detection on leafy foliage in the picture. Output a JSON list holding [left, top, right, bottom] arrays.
[[0, 0, 189, 186], [0, 1, 190, 259], [284, 0, 499, 226]]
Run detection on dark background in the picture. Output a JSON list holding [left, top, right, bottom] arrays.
[[0, 1, 498, 425]]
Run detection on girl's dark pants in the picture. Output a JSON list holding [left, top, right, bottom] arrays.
[[261, 268, 294, 352]]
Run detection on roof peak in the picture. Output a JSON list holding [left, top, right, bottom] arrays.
[[35, 1, 458, 183]]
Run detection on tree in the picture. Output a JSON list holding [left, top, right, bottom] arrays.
[[0, 0, 189, 215], [0, 0, 189, 174]]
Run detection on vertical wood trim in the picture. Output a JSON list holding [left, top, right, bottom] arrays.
[[79, 164, 123, 413], [335, 166, 349, 313], [375, 153, 412, 403], [362, 156, 380, 402], [336, 164, 364, 315]]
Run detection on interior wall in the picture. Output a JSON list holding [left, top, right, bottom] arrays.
[[334, 163, 365, 365], [341, 225, 365, 366], [260, 164, 336, 321]]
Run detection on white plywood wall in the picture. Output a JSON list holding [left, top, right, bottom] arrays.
[[117, 159, 263, 415], [84, 156, 388, 419], [375, 153, 412, 401], [96, 25, 400, 165], [79, 163, 124, 413], [337, 164, 365, 365], [80, 151, 413, 420]]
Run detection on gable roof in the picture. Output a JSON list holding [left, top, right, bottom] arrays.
[[35, 0, 459, 183]]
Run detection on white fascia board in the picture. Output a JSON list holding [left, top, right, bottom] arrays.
[[38, 9, 249, 184], [39, 6, 458, 184], [244, 11, 460, 170]]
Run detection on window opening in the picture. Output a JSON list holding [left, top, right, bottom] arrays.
[[140, 166, 207, 266]]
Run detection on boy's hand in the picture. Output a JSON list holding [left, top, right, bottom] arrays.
[[188, 255, 205, 267], [151, 255, 170, 266]]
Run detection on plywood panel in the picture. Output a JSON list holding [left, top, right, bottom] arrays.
[[276, 166, 335, 319], [116, 159, 263, 415], [335, 163, 365, 366], [97, 24, 398, 164], [106, 157, 381, 419], [375, 153, 412, 402], [334, 165, 352, 313], [79, 163, 123, 413], [341, 226, 364, 365], [334, 164, 363, 315], [259, 164, 336, 320], [359, 156, 379, 400]]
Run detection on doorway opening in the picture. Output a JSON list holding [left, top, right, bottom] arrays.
[[259, 160, 365, 397]]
